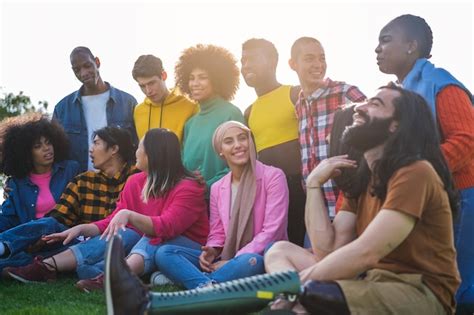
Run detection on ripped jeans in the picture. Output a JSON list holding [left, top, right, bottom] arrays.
[[155, 245, 264, 289]]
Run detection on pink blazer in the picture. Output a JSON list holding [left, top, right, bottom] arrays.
[[206, 160, 289, 256]]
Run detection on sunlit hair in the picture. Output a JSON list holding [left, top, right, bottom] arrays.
[[0, 112, 69, 178], [93, 126, 136, 165], [329, 104, 363, 193], [141, 128, 196, 202], [70, 46, 95, 60], [132, 54, 164, 80], [242, 38, 279, 65], [385, 14, 433, 59], [290, 36, 324, 60], [175, 44, 240, 101], [346, 83, 458, 216]]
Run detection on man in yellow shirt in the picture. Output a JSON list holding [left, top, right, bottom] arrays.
[[241, 38, 305, 246], [132, 55, 198, 142]]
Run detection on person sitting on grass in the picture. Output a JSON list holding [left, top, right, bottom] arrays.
[[265, 84, 460, 315], [153, 121, 289, 289], [7, 128, 209, 293], [1, 126, 138, 278]]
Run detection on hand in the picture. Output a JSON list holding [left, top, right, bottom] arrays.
[[199, 246, 219, 272], [306, 155, 357, 187], [210, 259, 228, 271], [42, 225, 85, 245], [3, 184, 12, 200], [101, 209, 131, 241]]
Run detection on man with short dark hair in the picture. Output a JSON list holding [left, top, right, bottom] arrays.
[[241, 38, 305, 245], [1, 127, 138, 276], [53, 46, 137, 171], [132, 54, 198, 142]]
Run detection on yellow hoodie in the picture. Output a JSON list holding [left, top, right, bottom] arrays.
[[134, 88, 198, 142]]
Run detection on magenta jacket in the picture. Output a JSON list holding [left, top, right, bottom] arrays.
[[94, 172, 209, 245], [206, 161, 289, 256]]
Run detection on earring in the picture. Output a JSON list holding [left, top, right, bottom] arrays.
[[407, 50, 412, 54], [219, 153, 223, 156]]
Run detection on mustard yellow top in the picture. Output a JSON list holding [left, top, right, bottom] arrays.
[[134, 88, 198, 143], [248, 85, 299, 152]]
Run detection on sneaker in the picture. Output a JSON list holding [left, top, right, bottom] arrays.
[[150, 271, 173, 286], [7, 256, 57, 283], [76, 274, 104, 293]]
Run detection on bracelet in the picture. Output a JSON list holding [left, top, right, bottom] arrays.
[[306, 186, 321, 189]]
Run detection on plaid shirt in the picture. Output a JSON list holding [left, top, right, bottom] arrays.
[[296, 78, 366, 217], [47, 163, 139, 227]]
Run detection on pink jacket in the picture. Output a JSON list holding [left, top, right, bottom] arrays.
[[206, 161, 289, 256], [94, 172, 209, 245]]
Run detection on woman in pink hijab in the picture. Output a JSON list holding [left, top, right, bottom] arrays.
[[155, 121, 289, 288]]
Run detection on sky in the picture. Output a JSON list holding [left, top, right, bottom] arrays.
[[0, 0, 472, 113]]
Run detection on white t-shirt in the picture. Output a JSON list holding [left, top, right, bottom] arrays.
[[82, 90, 109, 170]]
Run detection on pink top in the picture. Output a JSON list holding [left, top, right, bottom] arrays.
[[29, 171, 55, 219], [94, 172, 209, 245], [207, 161, 289, 256]]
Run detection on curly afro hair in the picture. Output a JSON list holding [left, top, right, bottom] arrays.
[[0, 112, 70, 178], [175, 44, 240, 101]]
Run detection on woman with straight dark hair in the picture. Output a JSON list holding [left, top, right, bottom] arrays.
[[8, 128, 209, 291], [376, 15, 474, 311]]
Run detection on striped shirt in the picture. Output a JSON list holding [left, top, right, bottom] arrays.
[[296, 78, 365, 217], [47, 163, 139, 227]]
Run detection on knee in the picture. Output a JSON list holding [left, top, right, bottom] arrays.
[[154, 245, 177, 267], [238, 254, 264, 269], [264, 241, 293, 262]]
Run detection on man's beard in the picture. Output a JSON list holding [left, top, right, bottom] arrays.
[[342, 111, 393, 152]]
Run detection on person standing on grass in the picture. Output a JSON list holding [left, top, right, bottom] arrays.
[[241, 38, 306, 246], [0, 126, 137, 274], [7, 129, 209, 293], [53, 46, 137, 172]]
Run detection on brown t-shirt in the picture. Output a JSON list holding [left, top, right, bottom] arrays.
[[341, 161, 460, 314]]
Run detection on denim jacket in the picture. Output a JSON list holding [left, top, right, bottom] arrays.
[[0, 160, 80, 232], [53, 82, 138, 171]]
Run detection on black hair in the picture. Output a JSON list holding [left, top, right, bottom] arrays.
[[93, 126, 136, 164], [386, 14, 433, 59], [0, 113, 70, 178], [242, 38, 279, 65], [346, 83, 458, 216], [132, 55, 164, 80], [141, 128, 196, 201], [70, 46, 95, 60]]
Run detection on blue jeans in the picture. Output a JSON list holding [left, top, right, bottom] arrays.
[[455, 187, 474, 309], [0, 217, 73, 272], [70, 228, 140, 279], [156, 245, 265, 289], [130, 235, 201, 275]]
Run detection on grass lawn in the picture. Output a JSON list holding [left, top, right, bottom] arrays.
[[0, 275, 179, 315]]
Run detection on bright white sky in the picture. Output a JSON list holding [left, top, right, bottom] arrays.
[[0, 0, 472, 113]]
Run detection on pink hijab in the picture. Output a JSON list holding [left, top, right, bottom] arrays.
[[212, 121, 257, 260]]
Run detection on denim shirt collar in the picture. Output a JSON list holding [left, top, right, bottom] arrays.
[[72, 81, 116, 106], [22, 161, 66, 187]]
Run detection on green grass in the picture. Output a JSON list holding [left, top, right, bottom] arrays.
[[0, 275, 180, 315]]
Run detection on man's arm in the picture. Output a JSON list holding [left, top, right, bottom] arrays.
[[300, 209, 416, 282], [290, 85, 301, 105]]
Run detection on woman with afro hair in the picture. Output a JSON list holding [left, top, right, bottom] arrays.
[[175, 44, 245, 191], [0, 113, 79, 233]]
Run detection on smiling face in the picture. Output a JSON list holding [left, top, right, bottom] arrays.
[[375, 24, 417, 81], [136, 74, 168, 104], [241, 47, 274, 88], [290, 41, 327, 92], [31, 136, 54, 173], [188, 68, 215, 102], [70, 51, 100, 89], [219, 127, 250, 169]]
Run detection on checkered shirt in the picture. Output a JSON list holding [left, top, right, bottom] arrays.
[[296, 78, 366, 217], [47, 163, 139, 227]]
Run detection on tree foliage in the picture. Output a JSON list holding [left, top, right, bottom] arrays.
[[0, 90, 48, 120]]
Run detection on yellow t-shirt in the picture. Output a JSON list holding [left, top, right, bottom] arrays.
[[134, 88, 198, 143], [248, 85, 299, 152]]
